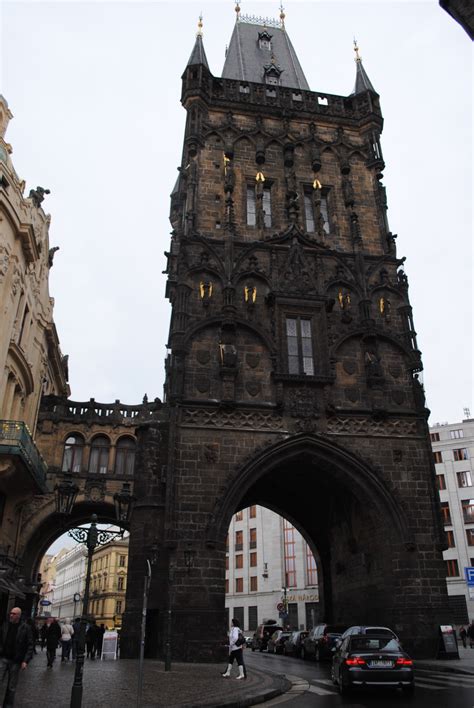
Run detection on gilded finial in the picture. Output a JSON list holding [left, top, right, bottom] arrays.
[[235, 1, 241, 21], [280, 2, 286, 28], [353, 38, 361, 62], [255, 171, 265, 183], [197, 14, 203, 36]]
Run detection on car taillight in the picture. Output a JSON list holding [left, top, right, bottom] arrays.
[[345, 657, 366, 666], [395, 658, 413, 666], [321, 635, 328, 643]]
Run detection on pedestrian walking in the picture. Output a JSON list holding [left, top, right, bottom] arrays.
[[467, 620, 474, 649], [71, 617, 81, 660], [60, 618, 74, 662], [0, 606, 34, 707], [44, 617, 61, 668], [459, 626, 467, 648], [40, 622, 47, 651], [96, 624, 106, 659], [86, 621, 98, 660], [222, 618, 246, 680]]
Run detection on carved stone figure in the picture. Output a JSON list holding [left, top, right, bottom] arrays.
[[48, 246, 59, 267], [29, 186, 50, 207]]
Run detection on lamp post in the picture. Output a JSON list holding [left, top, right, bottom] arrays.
[[137, 543, 159, 708], [54, 478, 134, 708]]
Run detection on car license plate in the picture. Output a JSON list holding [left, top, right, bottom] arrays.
[[369, 660, 393, 668]]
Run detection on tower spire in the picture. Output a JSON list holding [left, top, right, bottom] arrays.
[[186, 15, 210, 70], [351, 39, 377, 95]]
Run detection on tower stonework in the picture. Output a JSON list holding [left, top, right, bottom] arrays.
[[121, 15, 449, 660]]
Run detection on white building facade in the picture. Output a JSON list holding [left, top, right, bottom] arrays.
[[431, 416, 474, 623], [225, 506, 319, 632], [50, 545, 86, 620]]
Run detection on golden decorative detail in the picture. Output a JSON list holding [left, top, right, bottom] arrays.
[[379, 297, 385, 313], [199, 281, 213, 299], [353, 38, 361, 62], [223, 153, 230, 174], [312, 178, 322, 190], [280, 2, 286, 27], [244, 285, 257, 303], [255, 171, 265, 183], [235, 2, 241, 19], [197, 14, 203, 36]]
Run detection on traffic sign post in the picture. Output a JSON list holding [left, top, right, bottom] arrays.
[[464, 567, 474, 586]]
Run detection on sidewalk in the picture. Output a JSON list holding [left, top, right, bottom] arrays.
[[11, 653, 290, 708], [416, 644, 474, 675]]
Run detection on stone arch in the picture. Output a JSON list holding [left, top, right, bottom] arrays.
[[208, 433, 411, 624]]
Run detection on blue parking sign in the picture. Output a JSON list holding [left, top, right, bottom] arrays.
[[464, 567, 474, 585]]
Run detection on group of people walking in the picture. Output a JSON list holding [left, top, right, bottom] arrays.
[[39, 617, 105, 664]]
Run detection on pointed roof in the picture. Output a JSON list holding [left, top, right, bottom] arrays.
[[186, 18, 210, 70], [351, 41, 377, 95], [222, 17, 309, 90]]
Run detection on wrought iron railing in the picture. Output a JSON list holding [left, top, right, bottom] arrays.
[[0, 420, 48, 490]]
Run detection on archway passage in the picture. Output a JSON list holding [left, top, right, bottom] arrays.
[[122, 426, 447, 663], [222, 435, 408, 635]]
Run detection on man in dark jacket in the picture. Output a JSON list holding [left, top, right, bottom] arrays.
[[44, 617, 61, 668], [0, 607, 34, 707]]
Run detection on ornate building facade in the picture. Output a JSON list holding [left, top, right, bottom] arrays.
[[0, 94, 69, 618]]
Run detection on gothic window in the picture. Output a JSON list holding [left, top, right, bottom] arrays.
[[304, 188, 330, 234], [114, 436, 136, 476], [247, 185, 272, 227], [62, 433, 84, 473], [88, 435, 110, 474], [247, 187, 256, 226], [286, 316, 314, 375]]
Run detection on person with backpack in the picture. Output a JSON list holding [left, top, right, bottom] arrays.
[[222, 618, 246, 680]]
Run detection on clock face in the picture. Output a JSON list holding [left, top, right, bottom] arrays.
[[74, 593, 81, 602]]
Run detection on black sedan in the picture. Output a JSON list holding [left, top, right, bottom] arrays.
[[331, 634, 414, 696], [283, 630, 308, 657]]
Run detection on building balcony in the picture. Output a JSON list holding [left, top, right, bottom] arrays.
[[0, 420, 48, 493]]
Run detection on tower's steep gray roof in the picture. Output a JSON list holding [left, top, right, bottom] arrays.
[[187, 34, 210, 70], [351, 57, 377, 95], [222, 20, 309, 90]]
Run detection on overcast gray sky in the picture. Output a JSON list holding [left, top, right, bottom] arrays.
[[2, 0, 472, 428]]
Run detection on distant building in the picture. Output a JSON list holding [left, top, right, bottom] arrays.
[[50, 545, 85, 620], [430, 416, 474, 623], [89, 537, 128, 629], [225, 506, 319, 631]]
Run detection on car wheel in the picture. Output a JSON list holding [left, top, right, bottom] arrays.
[[331, 665, 338, 685], [339, 671, 351, 696]]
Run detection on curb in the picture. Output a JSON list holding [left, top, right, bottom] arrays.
[[180, 674, 292, 708]]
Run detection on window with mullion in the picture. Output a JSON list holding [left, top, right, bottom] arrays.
[[304, 189, 330, 234], [286, 316, 314, 375]]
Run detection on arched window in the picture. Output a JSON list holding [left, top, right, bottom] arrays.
[[115, 437, 136, 476], [89, 435, 110, 475], [61, 434, 85, 473]]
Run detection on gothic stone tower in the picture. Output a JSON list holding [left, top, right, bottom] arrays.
[[122, 11, 448, 660]]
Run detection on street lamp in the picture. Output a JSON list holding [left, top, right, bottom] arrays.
[[54, 481, 135, 708], [137, 543, 159, 708]]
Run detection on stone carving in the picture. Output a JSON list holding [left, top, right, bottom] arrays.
[[389, 365, 401, 379], [0, 244, 10, 282], [345, 389, 359, 403], [245, 382, 261, 397], [29, 186, 50, 208], [181, 408, 287, 432], [196, 350, 211, 365], [48, 246, 59, 267], [245, 353, 260, 369], [288, 388, 318, 419], [203, 443, 219, 463], [279, 239, 316, 294], [84, 481, 106, 503], [343, 360, 357, 375], [195, 376, 210, 393], [391, 390, 405, 406], [326, 417, 418, 437]]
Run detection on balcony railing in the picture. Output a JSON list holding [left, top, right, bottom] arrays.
[[0, 420, 48, 492]]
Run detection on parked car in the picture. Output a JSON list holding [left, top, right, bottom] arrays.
[[340, 626, 399, 643], [331, 633, 414, 696], [267, 630, 292, 654], [301, 624, 347, 661], [283, 630, 308, 657], [244, 635, 253, 647], [251, 621, 283, 652]]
